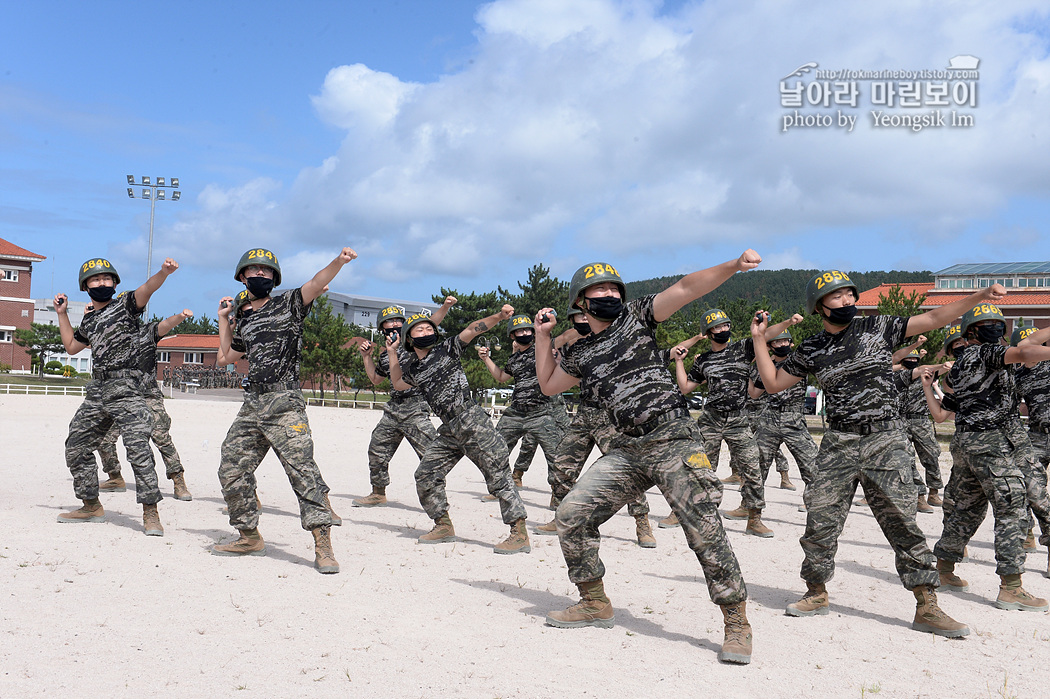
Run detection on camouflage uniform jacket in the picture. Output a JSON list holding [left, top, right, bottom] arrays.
[[1016, 360, 1050, 427], [503, 345, 551, 411], [765, 359, 807, 412], [779, 314, 908, 425], [73, 292, 145, 374], [375, 348, 424, 401], [559, 294, 688, 430], [687, 338, 755, 413], [231, 288, 311, 384], [399, 335, 474, 424], [943, 344, 1016, 429], [893, 368, 928, 418]]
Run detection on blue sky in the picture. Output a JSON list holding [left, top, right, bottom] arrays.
[[3, 0, 1048, 322]]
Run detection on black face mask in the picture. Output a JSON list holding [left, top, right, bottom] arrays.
[[514, 332, 535, 346], [710, 330, 731, 344], [240, 309, 254, 320], [87, 286, 116, 303], [823, 304, 857, 326], [772, 345, 791, 358], [585, 296, 623, 321], [245, 277, 275, 299], [412, 334, 440, 349], [901, 359, 920, 370], [975, 323, 1005, 344], [950, 345, 966, 359], [573, 321, 592, 336]]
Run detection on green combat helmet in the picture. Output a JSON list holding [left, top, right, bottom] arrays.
[[508, 314, 534, 337], [942, 324, 963, 353], [234, 248, 282, 286], [1011, 321, 1037, 347], [78, 258, 121, 291], [568, 262, 626, 311], [960, 303, 1006, 339], [400, 312, 437, 349], [700, 308, 731, 334], [772, 330, 792, 343], [234, 290, 253, 317], [378, 305, 407, 327], [805, 271, 858, 315]]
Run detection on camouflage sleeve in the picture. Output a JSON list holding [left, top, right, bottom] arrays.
[[778, 341, 812, 379], [632, 294, 659, 332], [686, 354, 705, 383], [741, 337, 755, 363], [980, 343, 1009, 372], [941, 392, 959, 413], [290, 288, 309, 324], [148, 321, 161, 345], [892, 368, 912, 392], [560, 343, 582, 379], [124, 289, 144, 317], [230, 328, 246, 354], [447, 334, 466, 360], [884, 315, 909, 349], [73, 327, 89, 345]]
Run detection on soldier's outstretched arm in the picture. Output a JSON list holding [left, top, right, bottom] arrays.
[[54, 293, 87, 355], [459, 304, 514, 344], [429, 296, 456, 326], [534, 308, 579, 396], [906, 284, 1005, 336], [302, 247, 357, 305], [653, 250, 761, 323], [158, 310, 192, 336], [134, 258, 178, 311], [477, 345, 512, 383]]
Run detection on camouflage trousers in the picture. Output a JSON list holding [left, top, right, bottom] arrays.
[[548, 405, 650, 516], [697, 408, 764, 511], [97, 390, 184, 478], [755, 411, 817, 485], [415, 404, 527, 524], [366, 396, 438, 489], [934, 427, 1033, 575], [801, 425, 937, 589], [903, 416, 943, 494], [497, 403, 567, 475], [65, 377, 160, 505], [218, 389, 332, 531], [556, 416, 746, 605], [748, 410, 790, 474], [512, 400, 571, 472]]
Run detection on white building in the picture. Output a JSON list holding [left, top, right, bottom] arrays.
[[325, 292, 441, 332], [33, 298, 93, 374]]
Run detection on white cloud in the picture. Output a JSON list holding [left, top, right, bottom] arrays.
[[182, 0, 1050, 287]]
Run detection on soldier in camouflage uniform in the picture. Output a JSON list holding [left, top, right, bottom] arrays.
[[1012, 322, 1050, 578], [535, 305, 657, 548], [752, 270, 984, 637], [478, 314, 569, 493], [210, 247, 354, 575], [95, 305, 193, 501], [351, 298, 455, 507], [535, 253, 763, 665], [892, 346, 946, 513], [386, 305, 531, 554], [666, 310, 802, 537], [749, 331, 817, 512], [55, 257, 179, 537], [745, 361, 796, 492], [921, 304, 1050, 610]]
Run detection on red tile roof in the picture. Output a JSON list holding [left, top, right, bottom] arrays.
[[0, 237, 46, 261], [856, 283, 1050, 308], [158, 334, 220, 350]]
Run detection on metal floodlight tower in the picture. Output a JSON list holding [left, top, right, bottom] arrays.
[[126, 174, 182, 316]]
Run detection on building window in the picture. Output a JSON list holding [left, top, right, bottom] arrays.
[[963, 279, 973, 288], [158, 351, 171, 363], [184, 352, 203, 364], [1, 269, 18, 282], [0, 330, 12, 343], [1004, 279, 1013, 288]]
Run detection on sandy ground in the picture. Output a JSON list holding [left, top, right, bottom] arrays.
[[2, 394, 1048, 699]]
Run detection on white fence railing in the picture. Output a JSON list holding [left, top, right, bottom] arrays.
[[0, 384, 87, 397]]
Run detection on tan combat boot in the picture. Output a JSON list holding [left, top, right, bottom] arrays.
[[721, 473, 742, 487], [99, 475, 127, 493], [936, 559, 969, 592], [57, 499, 105, 523], [745, 509, 774, 538], [786, 582, 829, 617], [212, 528, 266, 556], [324, 493, 342, 526], [142, 503, 164, 537], [494, 518, 531, 554], [635, 514, 657, 548], [171, 473, 192, 501], [916, 494, 934, 514], [996, 574, 1049, 611], [718, 600, 753, 665], [720, 502, 749, 521], [512, 470, 525, 488], [546, 580, 615, 629], [926, 489, 943, 507], [418, 513, 456, 544], [779, 472, 796, 491], [352, 488, 387, 507], [1023, 528, 1036, 551], [313, 526, 340, 574], [911, 584, 969, 637], [658, 512, 680, 528], [534, 519, 559, 535]]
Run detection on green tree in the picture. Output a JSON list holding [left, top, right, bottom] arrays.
[[875, 284, 944, 360], [301, 295, 354, 399], [498, 264, 569, 323], [14, 323, 66, 376]]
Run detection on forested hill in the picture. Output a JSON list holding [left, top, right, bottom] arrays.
[[625, 268, 934, 314]]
